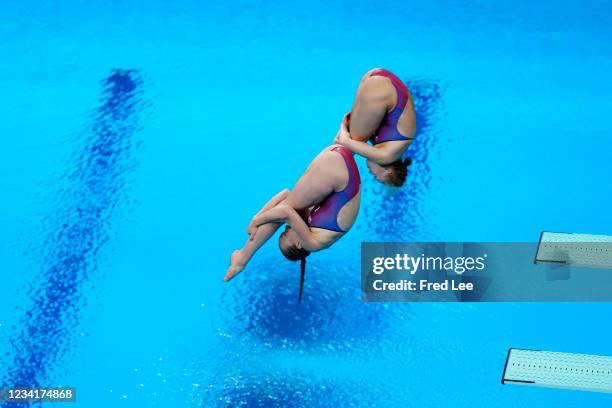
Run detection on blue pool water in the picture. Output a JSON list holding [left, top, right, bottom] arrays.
[[0, 1, 611, 406]]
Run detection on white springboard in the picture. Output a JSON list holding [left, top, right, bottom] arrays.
[[535, 231, 612, 269], [502, 348, 612, 393]]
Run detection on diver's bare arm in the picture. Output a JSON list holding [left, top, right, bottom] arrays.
[[252, 204, 319, 251], [336, 113, 403, 164], [281, 205, 321, 251], [251, 205, 289, 225], [246, 188, 289, 237], [342, 137, 399, 164], [254, 204, 320, 251], [255, 189, 290, 215]]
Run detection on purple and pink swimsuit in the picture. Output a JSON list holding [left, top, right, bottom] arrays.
[[307, 146, 360, 232], [367, 68, 414, 145]]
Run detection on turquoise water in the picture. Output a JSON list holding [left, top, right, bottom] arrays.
[[0, 1, 611, 406]]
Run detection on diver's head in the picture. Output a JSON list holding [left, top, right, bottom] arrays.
[[279, 225, 311, 302], [366, 157, 412, 187], [279, 226, 311, 261]]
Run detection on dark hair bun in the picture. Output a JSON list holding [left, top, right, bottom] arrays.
[[384, 157, 412, 187]]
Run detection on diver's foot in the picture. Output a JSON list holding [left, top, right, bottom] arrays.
[[224, 250, 246, 282]]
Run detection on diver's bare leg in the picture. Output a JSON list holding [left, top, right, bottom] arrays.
[[224, 222, 283, 281]]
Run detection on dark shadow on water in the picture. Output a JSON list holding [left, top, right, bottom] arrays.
[[363, 78, 446, 241], [1, 70, 146, 404], [214, 377, 319, 408], [207, 372, 370, 408], [222, 257, 396, 348], [222, 259, 339, 346]]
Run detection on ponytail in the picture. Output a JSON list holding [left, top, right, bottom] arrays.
[[279, 239, 310, 302], [298, 257, 306, 302]]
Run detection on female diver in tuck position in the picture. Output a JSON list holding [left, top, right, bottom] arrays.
[[335, 68, 416, 186], [224, 142, 361, 301]]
